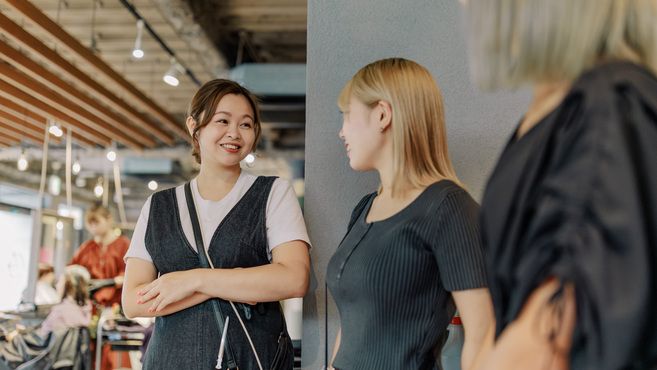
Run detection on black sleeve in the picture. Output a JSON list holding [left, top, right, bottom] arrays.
[[433, 189, 488, 292], [506, 84, 657, 370]]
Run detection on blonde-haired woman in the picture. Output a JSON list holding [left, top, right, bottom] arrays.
[[327, 58, 493, 370], [463, 0, 657, 369]]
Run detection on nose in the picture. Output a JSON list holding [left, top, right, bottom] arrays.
[[226, 123, 241, 140], [338, 127, 345, 141]]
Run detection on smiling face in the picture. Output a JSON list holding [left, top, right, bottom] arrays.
[[339, 96, 387, 172], [191, 93, 256, 169]]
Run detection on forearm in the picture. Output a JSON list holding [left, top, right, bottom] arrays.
[[478, 280, 574, 370], [193, 263, 308, 303], [463, 323, 494, 370], [467, 324, 494, 370], [123, 282, 210, 318], [329, 328, 341, 368]]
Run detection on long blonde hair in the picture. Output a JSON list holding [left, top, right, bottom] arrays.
[[338, 58, 461, 197], [465, 0, 657, 89]]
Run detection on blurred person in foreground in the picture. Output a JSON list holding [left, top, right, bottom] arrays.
[[462, 0, 657, 369]]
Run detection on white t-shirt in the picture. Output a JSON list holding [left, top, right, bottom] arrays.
[[125, 172, 310, 263]]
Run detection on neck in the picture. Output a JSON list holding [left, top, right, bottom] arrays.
[[94, 232, 115, 246], [518, 81, 571, 138], [196, 163, 241, 200]]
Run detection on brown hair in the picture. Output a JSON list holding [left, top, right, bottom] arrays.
[[85, 204, 112, 224], [62, 265, 90, 307], [187, 79, 262, 164], [38, 263, 54, 279]]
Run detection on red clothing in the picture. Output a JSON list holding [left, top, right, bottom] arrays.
[[70, 236, 129, 306]]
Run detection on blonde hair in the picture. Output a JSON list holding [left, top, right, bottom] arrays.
[[465, 0, 657, 89], [338, 58, 461, 197]]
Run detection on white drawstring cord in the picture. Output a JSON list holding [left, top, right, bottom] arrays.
[[204, 247, 264, 370]]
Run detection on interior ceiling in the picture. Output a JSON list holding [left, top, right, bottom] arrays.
[[183, 0, 307, 65], [0, 0, 307, 223]]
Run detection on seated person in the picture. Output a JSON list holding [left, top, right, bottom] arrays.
[[34, 263, 59, 305], [39, 265, 91, 337]]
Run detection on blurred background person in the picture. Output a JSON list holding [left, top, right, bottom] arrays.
[[38, 264, 91, 337], [70, 204, 128, 308], [463, 1, 657, 370], [34, 263, 59, 306]]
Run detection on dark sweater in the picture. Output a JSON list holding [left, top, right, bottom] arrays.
[[327, 180, 487, 369]]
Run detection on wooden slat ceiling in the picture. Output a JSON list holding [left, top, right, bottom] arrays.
[[0, 0, 221, 149]]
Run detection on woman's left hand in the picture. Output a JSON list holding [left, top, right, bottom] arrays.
[[137, 270, 198, 312]]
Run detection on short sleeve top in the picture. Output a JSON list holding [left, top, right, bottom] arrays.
[[327, 180, 487, 369]]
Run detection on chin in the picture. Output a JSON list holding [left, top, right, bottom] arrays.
[[348, 159, 371, 172]]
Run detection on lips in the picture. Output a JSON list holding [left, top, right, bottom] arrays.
[[220, 143, 241, 153]]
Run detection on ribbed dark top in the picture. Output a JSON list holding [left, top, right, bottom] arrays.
[[327, 180, 487, 370]]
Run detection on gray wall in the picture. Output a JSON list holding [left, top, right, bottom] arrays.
[[303, 1, 530, 368]]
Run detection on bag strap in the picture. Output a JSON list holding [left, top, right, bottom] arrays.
[[184, 182, 238, 369]]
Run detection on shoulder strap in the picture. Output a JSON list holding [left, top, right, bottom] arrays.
[[184, 182, 238, 369]]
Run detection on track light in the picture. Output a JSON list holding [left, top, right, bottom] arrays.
[[132, 19, 145, 59], [17, 150, 28, 171], [163, 59, 183, 87], [48, 121, 63, 137]]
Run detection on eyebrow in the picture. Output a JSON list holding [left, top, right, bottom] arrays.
[[212, 111, 254, 120]]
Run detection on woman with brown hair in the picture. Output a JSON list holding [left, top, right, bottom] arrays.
[[122, 79, 310, 370], [38, 265, 91, 337]]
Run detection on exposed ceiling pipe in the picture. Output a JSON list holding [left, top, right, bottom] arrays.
[[118, 0, 201, 87]]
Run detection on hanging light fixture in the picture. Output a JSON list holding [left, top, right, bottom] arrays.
[[48, 174, 62, 196], [72, 158, 81, 175], [94, 178, 104, 198], [17, 150, 28, 171], [132, 19, 145, 59], [147, 180, 158, 191], [163, 59, 183, 87], [48, 121, 63, 137], [106, 150, 117, 162], [244, 153, 256, 164]]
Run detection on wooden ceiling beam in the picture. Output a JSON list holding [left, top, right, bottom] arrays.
[[0, 62, 144, 149], [0, 110, 43, 139], [0, 135, 17, 146], [0, 97, 61, 144], [4, 0, 188, 139], [0, 81, 111, 147], [0, 40, 164, 147], [0, 119, 43, 144], [0, 11, 178, 145]]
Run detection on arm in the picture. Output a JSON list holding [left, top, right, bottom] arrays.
[[140, 240, 310, 312], [328, 328, 341, 370], [452, 288, 495, 370], [121, 257, 211, 319], [478, 279, 575, 370]]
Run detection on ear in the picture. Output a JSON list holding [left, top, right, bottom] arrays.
[[376, 100, 393, 131], [185, 116, 196, 137]]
